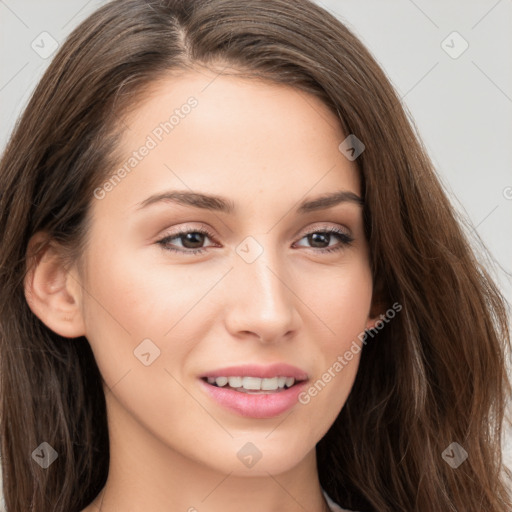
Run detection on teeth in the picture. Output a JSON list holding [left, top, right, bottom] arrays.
[[261, 377, 279, 390], [215, 376, 228, 387], [228, 376, 243, 388], [207, 376, 297, 391], [242, 376, 261, 390]]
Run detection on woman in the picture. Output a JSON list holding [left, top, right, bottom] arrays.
[[0, 0, 510, 511]]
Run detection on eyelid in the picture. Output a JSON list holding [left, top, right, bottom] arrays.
[[157, 223, 219, 246], [156, 222, 354, 255], [297, 222, 352, 238], [157, 222, 352, 241]]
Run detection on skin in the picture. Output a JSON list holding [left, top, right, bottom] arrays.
[[25, 68, 381, 512]]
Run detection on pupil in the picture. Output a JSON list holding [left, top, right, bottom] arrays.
[[182, 232, 204, 249], [309, 233, 329, 248]]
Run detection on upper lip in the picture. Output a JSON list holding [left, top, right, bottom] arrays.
[[200, 363, 308, 381]]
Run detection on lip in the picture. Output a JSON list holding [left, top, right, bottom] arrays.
[[198, 363, 309, 419], [200, 363, 308, 380], [199, 378, 309, 419]]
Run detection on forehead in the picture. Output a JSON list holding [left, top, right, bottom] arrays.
[[95, 69, 361, 216]]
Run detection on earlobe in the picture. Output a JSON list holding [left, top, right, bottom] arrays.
[[366, 289, 388, 331], [24, 233, 86, 338], [365, 315, 383, 331]]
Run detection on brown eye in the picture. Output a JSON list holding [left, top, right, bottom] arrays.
[[294, 228, 353, 254], [157, 228, 218, 255], [179, 232, 207, 249]]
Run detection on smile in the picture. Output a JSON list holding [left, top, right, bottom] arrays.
[[203, 375, 298, 393]]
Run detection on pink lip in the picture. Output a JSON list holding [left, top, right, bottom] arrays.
[[200, 363, 308, 380], [198, 363, 309, 419], [199, 378, 309, 419]]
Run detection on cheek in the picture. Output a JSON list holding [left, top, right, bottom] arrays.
[[301, 255, 373, 340], [79, 244, 228, 381], [87, 254, 191, 334], [79, 247, 213, 440], [294, 259, 372, 427]]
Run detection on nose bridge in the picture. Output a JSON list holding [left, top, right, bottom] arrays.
[[226, 233, 297, 339]]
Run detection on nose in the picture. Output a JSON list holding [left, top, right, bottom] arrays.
[[223, 239, 299, 344]]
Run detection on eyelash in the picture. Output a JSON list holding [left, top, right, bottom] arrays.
[[156, 226, 354, 256]]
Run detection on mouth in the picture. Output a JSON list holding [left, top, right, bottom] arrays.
[[201, 375, 304, 394], [198, 363, 309, 418]]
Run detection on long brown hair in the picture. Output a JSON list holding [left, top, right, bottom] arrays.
[[0, 1, 510, 510]]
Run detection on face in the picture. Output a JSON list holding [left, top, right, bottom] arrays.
[[76, 69, 377, 476]]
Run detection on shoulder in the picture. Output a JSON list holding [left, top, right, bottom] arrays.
[[322, 488, 360, 512]]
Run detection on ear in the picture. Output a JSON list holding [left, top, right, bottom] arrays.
[[24, 232, 86, 338], [365, 309, 385, 331], [365, 277, 388, 331]]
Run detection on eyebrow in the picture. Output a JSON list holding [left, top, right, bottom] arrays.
[[136, 189, 364, 214]]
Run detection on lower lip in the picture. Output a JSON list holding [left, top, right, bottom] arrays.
[[199, 379, 308, 419]]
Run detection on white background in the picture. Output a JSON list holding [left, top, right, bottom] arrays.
[[1, 0, 511, 507]]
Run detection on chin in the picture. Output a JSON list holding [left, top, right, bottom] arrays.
[[207, 436, 314, 476]]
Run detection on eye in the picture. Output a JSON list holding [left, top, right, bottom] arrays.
[[293, 227, 354, 254], [156, 227, 218, 255], [156, 225, 354, 256]]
